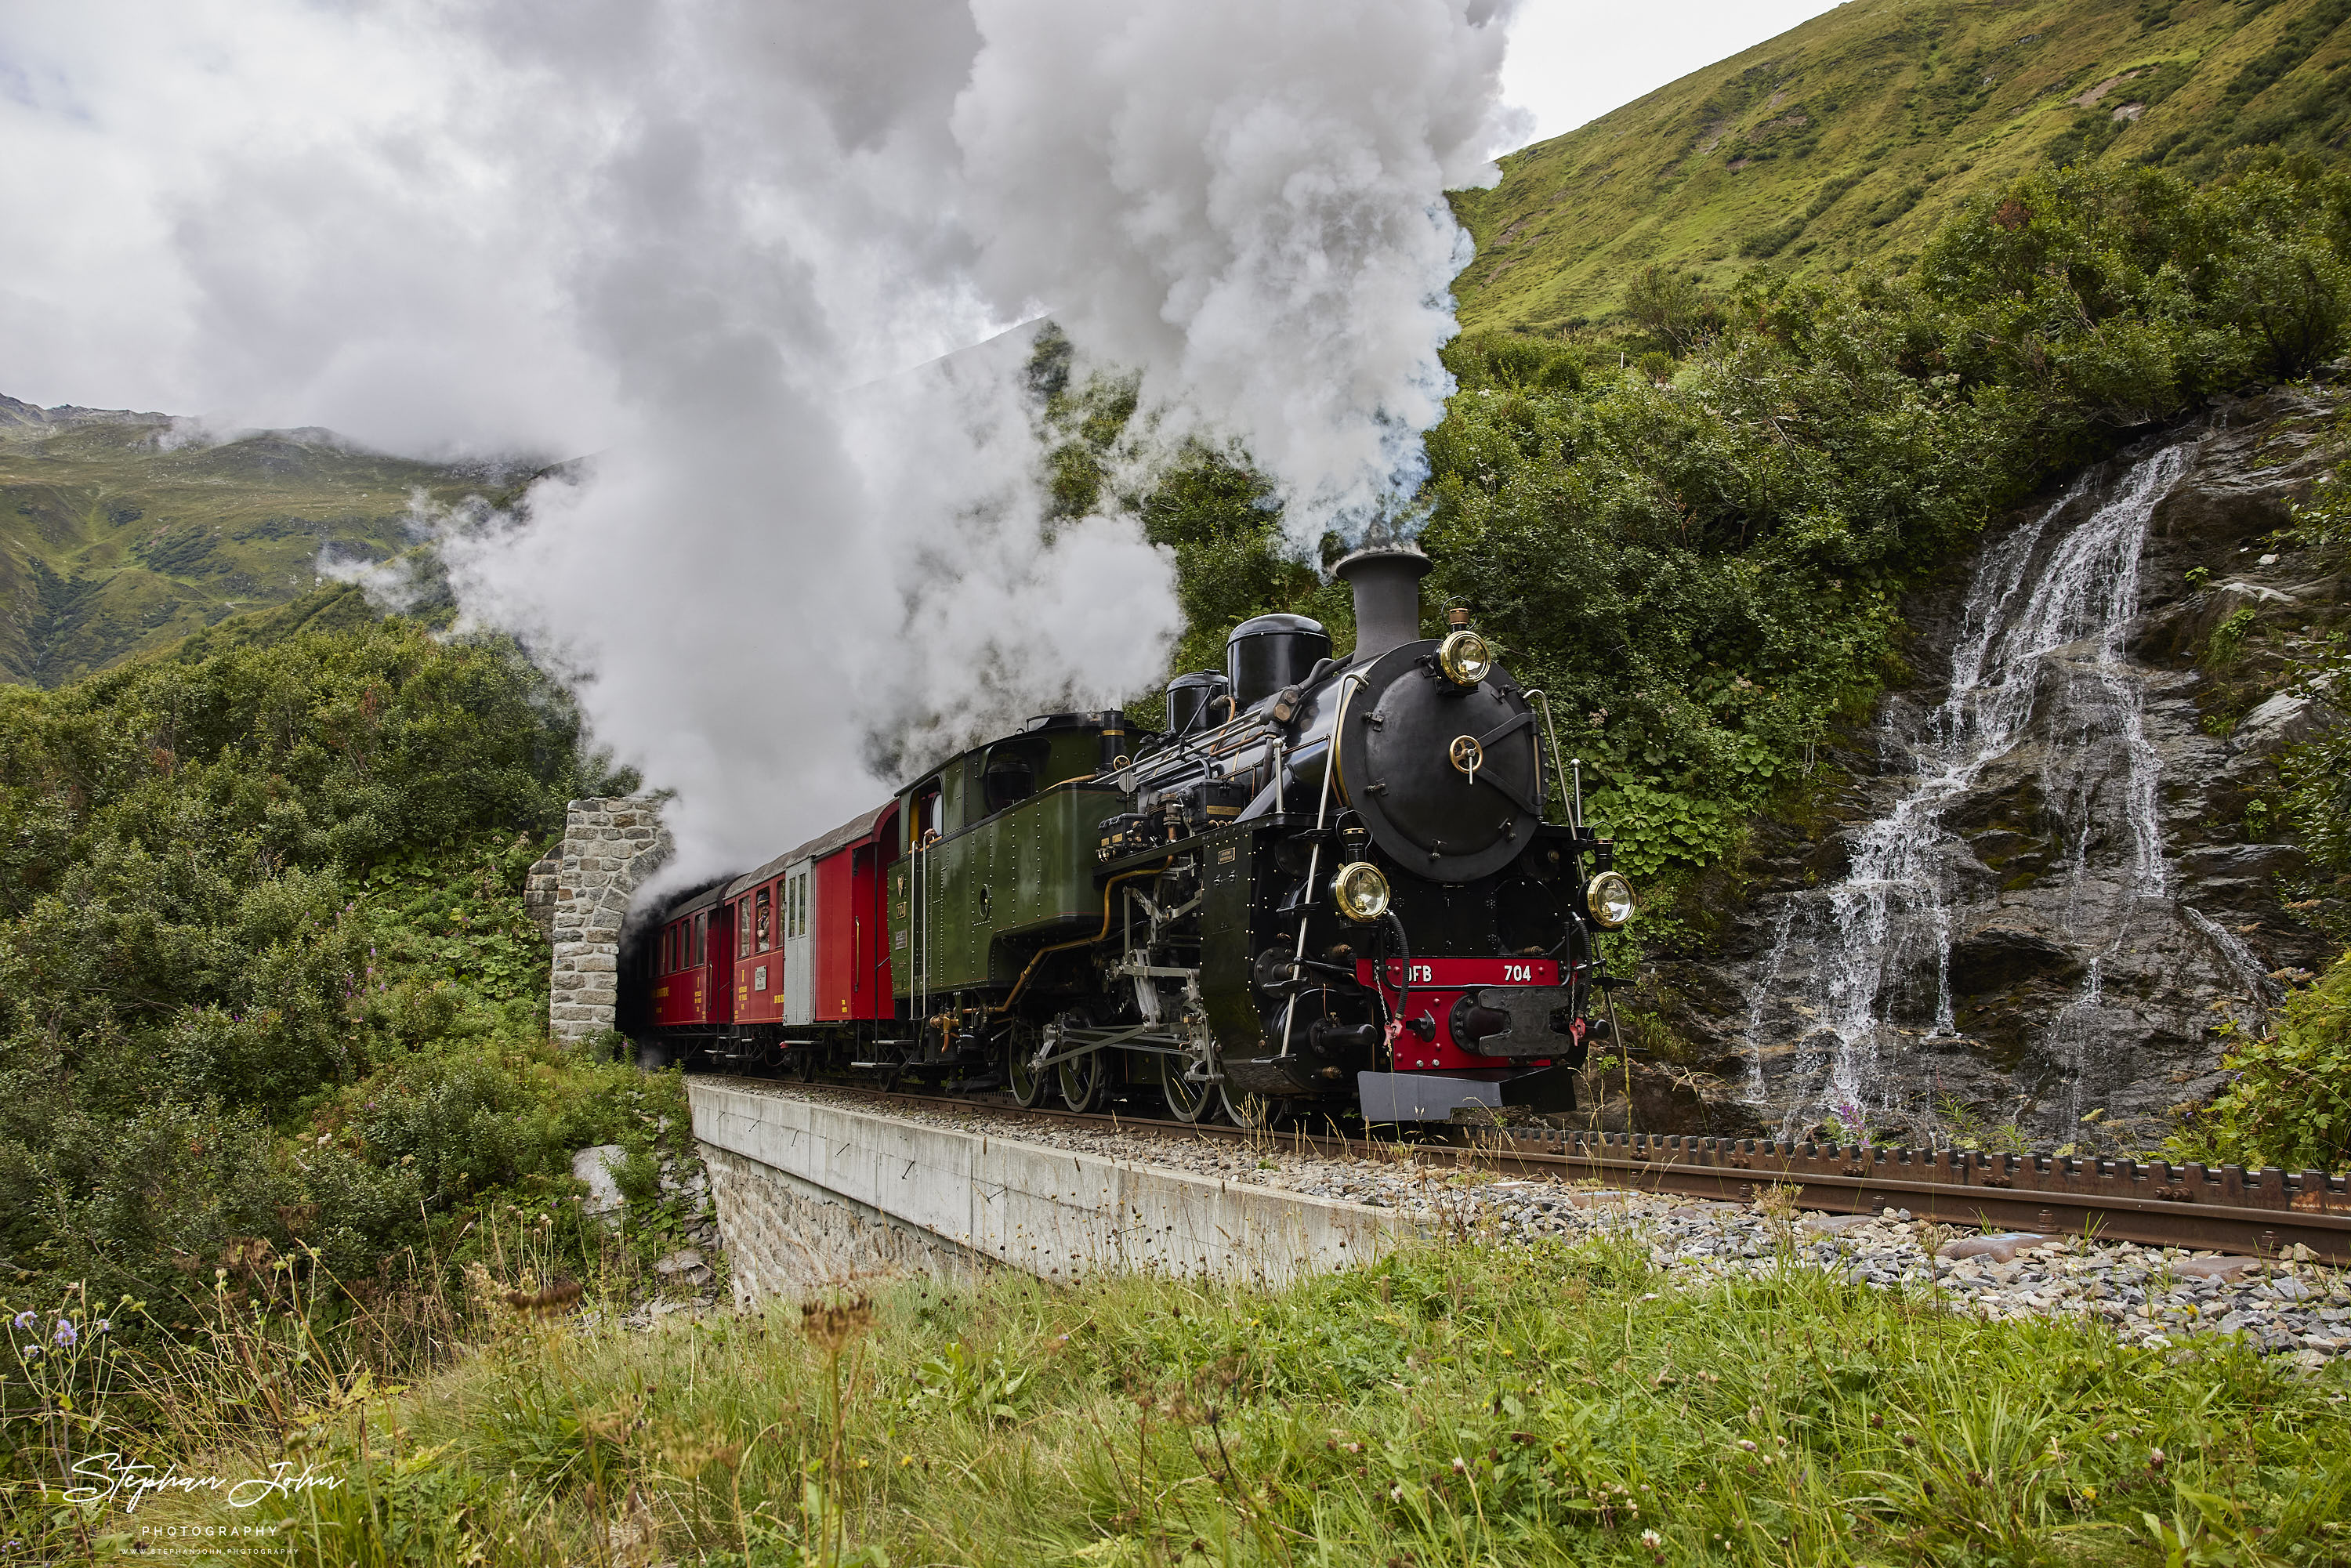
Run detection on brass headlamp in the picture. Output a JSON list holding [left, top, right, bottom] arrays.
[[1585, 871, 1636, 930], [1436, 628, 1492, 687], [1332, 861, 1392, 923]]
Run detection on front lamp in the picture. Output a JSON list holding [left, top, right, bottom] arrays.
[[1332, 861, 1392, 924], [1436, 629, 1493, 687], [1585, 871, 1636, 930]]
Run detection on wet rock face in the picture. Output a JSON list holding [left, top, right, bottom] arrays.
[[1658, 384, 2345, 1150]]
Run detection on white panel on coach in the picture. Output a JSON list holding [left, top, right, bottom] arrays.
[[782, 860, 815, 1027]]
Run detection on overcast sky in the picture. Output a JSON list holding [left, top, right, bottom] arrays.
[[1502, 0, 1846, 144]]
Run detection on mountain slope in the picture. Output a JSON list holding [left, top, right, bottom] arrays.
[[1451, 0, 2351, 333], [0, 395, 531, 686]]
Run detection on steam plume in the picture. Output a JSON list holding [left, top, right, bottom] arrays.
[[1, 0, 1522, 876]]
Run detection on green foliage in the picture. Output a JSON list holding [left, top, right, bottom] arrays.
[[2207, 607, 2261, 669], [0, 614, 643, 1314], [1621, 266, 1720, 355], [2175, 948, 2351, 1173]]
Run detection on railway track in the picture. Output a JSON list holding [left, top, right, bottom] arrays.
[[763, 1078, 2351, 1266]]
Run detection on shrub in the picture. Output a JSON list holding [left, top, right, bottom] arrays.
[[2176, 948, 2351, 1173]]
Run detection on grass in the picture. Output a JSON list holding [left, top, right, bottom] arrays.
[[23, 1235, 2351, 1565], [1449, 0, 2351, 334], [0, 413, 537, 687]]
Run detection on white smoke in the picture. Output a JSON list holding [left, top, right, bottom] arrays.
[[955, 0, 1524, 542], [0, 0, 1522, 878]]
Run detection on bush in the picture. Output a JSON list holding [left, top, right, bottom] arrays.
[[0, 612, 642, 1317], [2176, 948, 2351, 1173]]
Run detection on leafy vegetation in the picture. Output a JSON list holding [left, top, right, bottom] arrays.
[[0, 606, 677, 1334], [2180, 954, 2351, 1171], [1448, 0, 2351, 334], [64, 1236, 2351, 1564]]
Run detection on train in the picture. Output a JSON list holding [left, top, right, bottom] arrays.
[[626, 542, 1636, 1124]]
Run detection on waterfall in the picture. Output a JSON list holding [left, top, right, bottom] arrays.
[[1735, 442, 2201, 1137]]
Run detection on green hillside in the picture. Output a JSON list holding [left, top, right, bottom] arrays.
[[1453, 0, 2351, 332], [0, 395, 527, 687]]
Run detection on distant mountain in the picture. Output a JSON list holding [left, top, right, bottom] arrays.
[[1451, 0, 2351, 333], [0, 397, 546, 686]]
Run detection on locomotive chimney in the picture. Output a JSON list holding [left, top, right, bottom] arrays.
[[1332, 542, 1433, 664]]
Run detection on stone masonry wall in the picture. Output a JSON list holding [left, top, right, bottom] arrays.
[[700, 1143, 989, 1305], [549, 795, 672, 1047]]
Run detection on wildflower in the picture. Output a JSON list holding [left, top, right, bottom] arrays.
[[53, 1320, 75, 1349], [1642, 1530, 1662, 1548], [21, 1345, 39, 1359], [94, 1320, 110, 1334], [1388, 1485, 1404, 1503], [2149, 1447, 2166, 1470], [1451, 1457, 1467, 1474], [9, 1311, 31, 1331], [1737, 1439, 1758, 1452]]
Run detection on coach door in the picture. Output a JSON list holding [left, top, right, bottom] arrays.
[[781, 860, 814, 1027]]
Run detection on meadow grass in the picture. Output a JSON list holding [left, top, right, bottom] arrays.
[[34, 1234, 2348, 1566]]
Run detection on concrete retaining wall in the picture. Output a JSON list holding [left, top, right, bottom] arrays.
[[688, 1079, 1419, 1298]]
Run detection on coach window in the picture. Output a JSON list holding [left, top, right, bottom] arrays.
[[661, 928, 673, 975], [756, 887, 773, 951], [692, 912, 705, 968], [737, 899, 752, 958]]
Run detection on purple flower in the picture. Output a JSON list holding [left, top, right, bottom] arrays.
[[53, 1319, 75, 1349], [9, 1311, 31, 1331]]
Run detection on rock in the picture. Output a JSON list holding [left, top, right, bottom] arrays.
[[573, 1145, 627, 1225], [2172, 1255, 2261, 1281], [655, 1248, 705, 1276], [1939, 1232, 2051, 1264], [1799, 1213, 1877, 1236], [2228, 692, 2342, 771], [1947, 929, 2082, 995]]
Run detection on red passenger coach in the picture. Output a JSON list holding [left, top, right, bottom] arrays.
[[650, 803, 899, 1065], [650, 885, 729, 1029]]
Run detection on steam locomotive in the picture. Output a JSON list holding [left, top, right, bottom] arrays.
[[631, 544, 1635, 1123]]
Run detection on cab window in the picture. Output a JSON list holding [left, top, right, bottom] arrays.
[[912, 784, 943, 847], [982, 737, 1049, 814]]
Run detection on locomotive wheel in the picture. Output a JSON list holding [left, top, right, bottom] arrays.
[[1161, 1057, 1216, 1123], [1058, 1048, 1110, 1113], [1220, 1086, 1274, 1129], [1007, 1025, 1049, 1108]]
